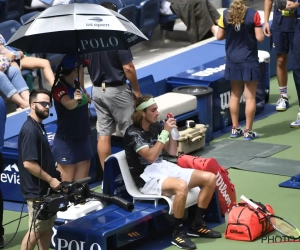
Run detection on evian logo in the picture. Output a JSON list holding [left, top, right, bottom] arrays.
[[216, 172, 231, 205], [1, 163, 20, 185], [220, 91, 245, 110]]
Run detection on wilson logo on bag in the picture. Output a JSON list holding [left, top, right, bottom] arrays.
[[225, 202, 274, 241], [177, 155, 236, 215]]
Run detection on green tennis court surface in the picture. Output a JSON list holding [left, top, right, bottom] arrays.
[[2, 73, 300, 250]]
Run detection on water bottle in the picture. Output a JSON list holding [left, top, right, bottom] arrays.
[[220, 108, 229, 133], [167, 113, 180, 140]]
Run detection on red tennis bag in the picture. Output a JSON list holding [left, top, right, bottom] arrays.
[[225, 201, 275, 241], [177, 154, 236, 215]]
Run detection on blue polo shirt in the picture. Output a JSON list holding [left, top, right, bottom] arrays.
[[271, 4, 295, 32], [218, 8, 262, 63], [0, 96, 6, 153], [52, 80, 91, 139]]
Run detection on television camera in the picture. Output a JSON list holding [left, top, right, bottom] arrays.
[[33, 177, 134, 220]]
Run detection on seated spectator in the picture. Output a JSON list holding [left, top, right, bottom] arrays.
[[0, 35, 55, 86], [168, 0, 220, 43], [124, 95, 221, 250], [0, 65, 30, 109], [24, 0, 69, 10]]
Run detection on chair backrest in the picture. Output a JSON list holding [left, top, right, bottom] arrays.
[[0, 20, 21, 42], [110, 151, 142, 198], [20, 11, 40, 25]]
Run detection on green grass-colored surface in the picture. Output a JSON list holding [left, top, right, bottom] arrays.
[[2, 72, 300, 249]]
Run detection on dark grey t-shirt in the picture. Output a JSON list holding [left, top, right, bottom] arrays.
[[124, 122, 164, 188], [84, 50, 133, 87]]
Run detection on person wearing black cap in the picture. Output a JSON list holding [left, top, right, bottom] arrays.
[[51, 55, 93, 182]]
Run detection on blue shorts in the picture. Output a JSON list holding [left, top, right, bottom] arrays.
[[225, 61, 261, 82], [271, 30, 294, 54], [52, 136, 93, 164]]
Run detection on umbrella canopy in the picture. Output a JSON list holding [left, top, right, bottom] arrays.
[[7, 3, 148, 55]]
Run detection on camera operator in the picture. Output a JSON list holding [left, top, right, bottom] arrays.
[[18, 89, 61, 250]]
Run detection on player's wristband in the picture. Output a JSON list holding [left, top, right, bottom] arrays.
[[157, 130, 170, 144]]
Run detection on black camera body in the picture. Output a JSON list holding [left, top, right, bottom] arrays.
[[33, 177, 134, 220]]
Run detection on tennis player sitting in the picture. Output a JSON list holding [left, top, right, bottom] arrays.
[[124, 95, 222, 249]]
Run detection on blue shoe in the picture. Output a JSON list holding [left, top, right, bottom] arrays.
[[244, 130, 259, 141], [290, 112, 300, 128], [230, 126, 244, 138]]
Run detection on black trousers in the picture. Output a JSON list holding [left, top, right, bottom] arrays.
[[0, 153, 4, 236], [293, 19, 300, 107]]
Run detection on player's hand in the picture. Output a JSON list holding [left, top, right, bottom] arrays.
[[163, 116, 177, 133], [49, 178, 61, 190], [74, 89, 83, 101], [263, 22, 271, 37]]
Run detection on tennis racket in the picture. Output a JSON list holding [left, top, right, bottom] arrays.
[[240, 195, 300, 239]]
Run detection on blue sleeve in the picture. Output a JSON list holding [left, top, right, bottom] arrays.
[[118, 49, 133, 65]]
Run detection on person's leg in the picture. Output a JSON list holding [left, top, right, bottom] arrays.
[[160, 177, 196, 249], [20, 200, 54, 250], [20, 57, 55, 86], [97, 135, 111, 171], [112, 85, 134, 136], [57, 164, 76, 182], [229, 80, 244, 138], [243, 81, 258, 140], [272, 30, 289, 111], [6, 66, 30, 102], [291, 22, 300, 127], [21, 230, 40, 250], [37, 229, 52, 250], [0, 71, 29, 108], [185, 169, 221, 238], [92, 86, 114, 171], [73, 159, 91, 181]]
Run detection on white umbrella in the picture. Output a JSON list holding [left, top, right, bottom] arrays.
[[7, 3, 148, 55]]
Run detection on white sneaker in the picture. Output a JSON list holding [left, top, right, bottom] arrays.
[[290, 112, 300, 128], [276, 96, 289, 111]]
